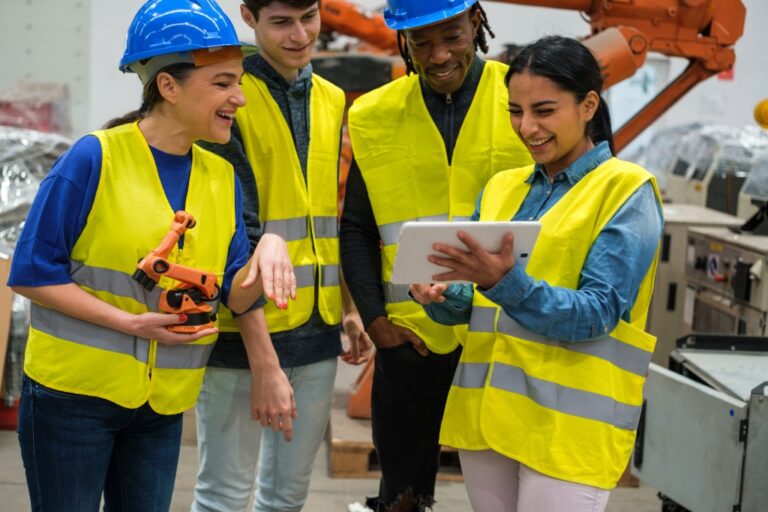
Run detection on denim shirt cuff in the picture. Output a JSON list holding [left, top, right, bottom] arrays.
[[480, 263, 531, 307]]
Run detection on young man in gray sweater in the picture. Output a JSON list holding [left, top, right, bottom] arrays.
[[192, 2, 371, 510]]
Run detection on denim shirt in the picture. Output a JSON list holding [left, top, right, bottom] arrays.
[[423, 141, 664, 341]]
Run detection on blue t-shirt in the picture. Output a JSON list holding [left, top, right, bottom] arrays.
[[8, 133, 252, 308]]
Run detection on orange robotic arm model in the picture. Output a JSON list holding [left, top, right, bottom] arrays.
[[133, 211, 220, 333], [494, 0, 746, 151], [320, 0, 400, 55]]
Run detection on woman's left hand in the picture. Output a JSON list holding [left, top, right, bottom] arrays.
[[430, 231, 516, 289], [241, 233, 296, 308]]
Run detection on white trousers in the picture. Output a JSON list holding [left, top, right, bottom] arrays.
[[459, 449, 611, 512]]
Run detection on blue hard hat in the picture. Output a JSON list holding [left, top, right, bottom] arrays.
[[119, 0, 241, 73], [383, 0, 478, 31]]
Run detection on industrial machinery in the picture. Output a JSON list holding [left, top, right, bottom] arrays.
[[628, 122, 700, 195], [647, 204, 741, 365], [737, 150, 768, 223], [682, 127, 768, 216], [631, 335, 768, 512], [664, 128, 712, 204], [684, 226, 768, 336], [320, 0, 747, 152]]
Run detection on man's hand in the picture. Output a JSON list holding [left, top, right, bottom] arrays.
[[241, 233, 297, 308], [430, 232, 515, 289], [366, 316, 428, 356], [409, 283, 449, 305], [250, 363, 297, 442], [341, 311, 373, 365]]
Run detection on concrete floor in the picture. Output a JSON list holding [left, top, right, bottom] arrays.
[[0, 362, 663, 511]]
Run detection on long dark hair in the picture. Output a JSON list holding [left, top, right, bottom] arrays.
[[505, 35, 614, 154], [103, 63, 195, 129], [397, 2, 495, 75]]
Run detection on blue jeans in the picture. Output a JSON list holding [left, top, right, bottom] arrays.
[[192, 358, 337, 512], [18, 375, 183, 512]]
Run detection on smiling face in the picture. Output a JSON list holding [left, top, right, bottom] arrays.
[[169, 58, 246, 144], [241, 1, 320, 81], [404, 9, 480, 95], [507, 70, 599, 178]]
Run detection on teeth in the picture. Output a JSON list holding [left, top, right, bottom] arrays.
[[527, 137, 552, 146], [217, 112, 234, 120]]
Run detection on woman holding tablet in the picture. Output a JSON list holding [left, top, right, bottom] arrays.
[[410, 35, 663, 512]]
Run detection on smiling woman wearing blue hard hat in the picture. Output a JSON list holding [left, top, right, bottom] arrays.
[[8, 0, 296, 510]]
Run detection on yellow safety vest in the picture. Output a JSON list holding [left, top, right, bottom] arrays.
[[349, 60, 531, 353], [441, 158, 661, 489], [24, 122, 236, 414], [219, 73, 344, 333]]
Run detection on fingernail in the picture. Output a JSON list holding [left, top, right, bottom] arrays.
[[178, 314, 188, 322]]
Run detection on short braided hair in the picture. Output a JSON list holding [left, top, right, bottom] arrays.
[[397, 2, 495, 75]]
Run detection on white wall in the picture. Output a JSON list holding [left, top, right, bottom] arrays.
[[2, 0, 766, 137], [0, 0, 91, 136]]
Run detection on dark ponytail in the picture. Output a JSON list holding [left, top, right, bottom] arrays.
[[505, 35, 614, 154], [103, 63, 196, 129]]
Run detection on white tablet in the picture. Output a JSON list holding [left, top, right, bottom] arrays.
[[390, 221, 541, 284]]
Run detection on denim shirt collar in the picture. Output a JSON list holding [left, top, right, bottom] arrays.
[[525, 140, 612, 185]]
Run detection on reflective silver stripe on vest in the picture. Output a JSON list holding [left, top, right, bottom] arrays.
[[31, 304, 150, 363], [320, 264, 340, 287], [378, 214, 449, 246], [469, 306, 496, 333], [70, 261, 222, 315], [155, 343, 214, 369], [490, 362, 642, 431], [295, 264, 315, 288], [470, 307, 652, 377], [452, 216, 472, 222], [313, 216, 338, 239], [452, 362, 490, 388], [264, 217, 308, 242], [70, 261, 163, 311], [384, 282, 411, 304], [32, 304, 216, 370]]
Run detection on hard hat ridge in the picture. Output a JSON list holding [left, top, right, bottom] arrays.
[[119, 0, 243, 79]]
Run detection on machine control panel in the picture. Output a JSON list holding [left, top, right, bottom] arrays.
[[686, 227, 768, 335]]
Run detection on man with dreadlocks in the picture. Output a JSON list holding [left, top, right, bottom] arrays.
[[340, 1, 531, 510]]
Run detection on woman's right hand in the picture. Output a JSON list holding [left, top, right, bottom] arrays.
[[129, 312, 217, 345], [242, 233, 296, 308], [409, 283, 449, 305]]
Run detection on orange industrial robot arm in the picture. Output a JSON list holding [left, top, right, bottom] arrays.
[[494, 0, 746, 151], [320, 0, 400, 54], [133, 211, 220, 333]]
